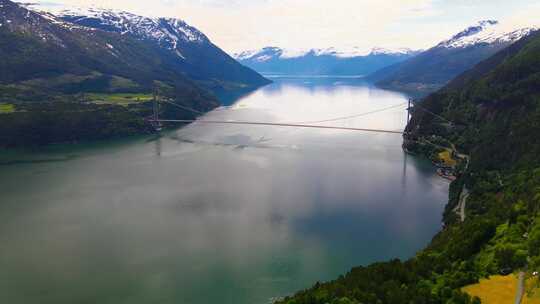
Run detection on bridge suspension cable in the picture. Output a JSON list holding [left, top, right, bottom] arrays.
[[151, 97, 409, 134], [161, 99, 205, 115], [299, 102, 408, 124], [411, 102, 453, 125], [151, 119, 405, 134]]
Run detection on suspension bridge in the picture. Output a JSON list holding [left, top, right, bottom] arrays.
[[146, 91, 437, 135]]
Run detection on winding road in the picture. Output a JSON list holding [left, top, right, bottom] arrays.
[[515, 271, 525, 304], [457, 187, 469, 222]]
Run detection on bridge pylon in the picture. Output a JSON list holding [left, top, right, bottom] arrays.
[[407, 99, 411, 125], [152, 88, 163, 132]]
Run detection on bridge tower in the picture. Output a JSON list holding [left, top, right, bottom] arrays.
[[152, 88, 162, 132], [407, 99, 411, 125]]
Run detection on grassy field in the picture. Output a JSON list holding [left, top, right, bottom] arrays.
[[87, 93, 153, 106], [524, 277, 540, 304], [438, 150, 457, 167], [462, 274, 518, 304], [109, 76, 140, 91], [0, 103, 15, 114]]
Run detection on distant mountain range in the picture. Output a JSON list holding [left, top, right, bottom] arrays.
[[0, 0, 268, 147], [368, 20, 538, 96], [234, 47, 420, 76]]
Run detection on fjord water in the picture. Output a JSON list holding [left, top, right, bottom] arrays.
[[0, 77, 448, 304]]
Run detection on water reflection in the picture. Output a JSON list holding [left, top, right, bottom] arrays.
[[402, 152, 409, 190], [0, 77, 448, 304], [154, 137, 162, 158]]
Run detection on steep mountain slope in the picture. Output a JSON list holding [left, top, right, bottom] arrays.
[[369, 20, 537, 96], [406, 30, 540, 171], [0, 0, 220, 146], [19, 2, 270, 93], [1, 0, 216, 97], [278, 30, 540, 304], [234, 47, 419, 76]]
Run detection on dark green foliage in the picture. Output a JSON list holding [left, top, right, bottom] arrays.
[[494, 246, 527, 269], [0, 102, 150, 146], [0, 86, 215, 147]]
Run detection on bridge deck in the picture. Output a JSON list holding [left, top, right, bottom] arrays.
[[151, 119, 405, 135]]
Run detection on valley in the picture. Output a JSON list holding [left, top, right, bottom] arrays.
[[1, 0, 540, 303], [0, 77, 449, 304]]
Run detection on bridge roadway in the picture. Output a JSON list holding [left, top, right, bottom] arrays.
[[151, 119, 406, 135]]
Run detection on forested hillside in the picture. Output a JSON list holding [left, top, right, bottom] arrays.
[[0, 0, 268, 147], [277, 30, 540, 304]]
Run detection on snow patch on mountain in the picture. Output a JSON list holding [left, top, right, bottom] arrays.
[[285, 47, 418, 58], [19, 2, 209, 56], [235, 46, 418, 61], [439, 20, 537, 49]]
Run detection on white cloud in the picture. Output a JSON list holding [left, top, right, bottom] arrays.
[[159, 0, 439, 52], [499, 2, 540, 29]]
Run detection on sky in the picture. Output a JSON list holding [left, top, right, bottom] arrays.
[[24, 0, 540, 54]]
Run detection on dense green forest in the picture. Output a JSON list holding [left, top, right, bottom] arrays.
[[277, 31, 540, 304], [0, 84, 217, 147]]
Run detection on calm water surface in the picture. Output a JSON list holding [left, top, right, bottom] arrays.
[[0, 77, 448, 304]]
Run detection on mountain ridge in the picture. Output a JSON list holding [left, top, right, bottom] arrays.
[[368, 20, 537, 96], [234, 46, 420, 76], [235, 46, 419, 60], [19, 2, 270, 93]]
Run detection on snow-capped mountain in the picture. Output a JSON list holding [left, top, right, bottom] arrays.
[[18, 2, 269, 91], [235, 47, 417, 61], [438, 20, 536, 49], [368, 20, 538, 96], [234, 46, 420, 76], [0, 0, 224, 105], [26, 5, 208, 57]]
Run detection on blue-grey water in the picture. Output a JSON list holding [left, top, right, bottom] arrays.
[[0, 77, 448, 304]]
